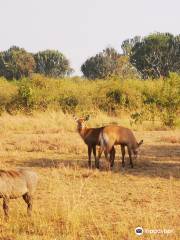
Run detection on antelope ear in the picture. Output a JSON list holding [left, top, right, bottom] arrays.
[[85, 115, 90, 121], [73, 115, 78, 122], [138, 140, 143, 147]]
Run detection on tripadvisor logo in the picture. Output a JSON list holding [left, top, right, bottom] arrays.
[[135, 226, 173, 236], [135, 227, 144, 236]]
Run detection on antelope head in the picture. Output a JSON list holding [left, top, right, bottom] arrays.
[[73, 115, 90, 131], [133, 139, 143, 159]]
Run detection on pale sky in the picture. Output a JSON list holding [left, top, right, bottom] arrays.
[[1, 0, 179, 75]]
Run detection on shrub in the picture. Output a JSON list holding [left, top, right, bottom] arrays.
[[59, 95, 79, 113], [0, 74, 179, 129], [0, 77, 18, 113], [105, 89, 126, 114], [156, 75, 180, 127], [130, 112, 144, 125]]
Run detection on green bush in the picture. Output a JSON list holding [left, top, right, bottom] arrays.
[[0, 74, 179, 128], [156, 74, 180, 127], [59, 95, 79, 113], [105, 89, 126, 114], [0, 77, 18, 113]]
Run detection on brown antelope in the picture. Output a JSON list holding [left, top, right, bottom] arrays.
[[74, 115, 115, 168], [0, 168, 38, 220], [97, 125, 143, 168]]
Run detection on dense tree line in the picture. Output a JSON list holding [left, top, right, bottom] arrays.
[[82, 32, 180, 79], [0, 32, 179, 80], [0, 47, 72, 80]]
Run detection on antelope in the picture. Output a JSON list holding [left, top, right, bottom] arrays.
[[74, 115, 115, 168], [0, 168, 38, 220], [97, 125, 143, 168]]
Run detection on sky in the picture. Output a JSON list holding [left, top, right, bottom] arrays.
[[1, 0, 180, 75]]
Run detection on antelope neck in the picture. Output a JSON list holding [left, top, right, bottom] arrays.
[[78, 126, 88, 139]]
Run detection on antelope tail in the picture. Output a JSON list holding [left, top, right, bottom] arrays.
[[99, 131, 109, 150]]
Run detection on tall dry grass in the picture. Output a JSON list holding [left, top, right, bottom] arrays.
[[0, 112, 179, 239]]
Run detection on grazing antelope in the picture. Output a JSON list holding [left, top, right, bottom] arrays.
[[74, 115, 115, 168], [97, 125, 143, 168], [0, 169, 38, 220]]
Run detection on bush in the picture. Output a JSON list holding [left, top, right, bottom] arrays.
[[0, 77, 18, 113], [0, 74, 179, 128], [105, 89, 126, 114], [59, 95, 79, 113], [156, 75, 180, 127]]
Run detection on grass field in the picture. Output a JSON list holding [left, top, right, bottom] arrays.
[[0, 112, 179, 240]]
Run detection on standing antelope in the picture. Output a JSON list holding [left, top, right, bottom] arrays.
[[74, 115, 115, 168], [0, 168, 38, 220], [97, 125, 143, 168]]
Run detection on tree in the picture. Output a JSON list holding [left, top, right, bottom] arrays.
[[115, 55, 140, 79], [102, 47, 121, 60], [0, 46, 35, 80], [130, 33, 180, 79], [34, 50, 72, 77], [81, 48, 120, 79], [121, 36, 141, 56]]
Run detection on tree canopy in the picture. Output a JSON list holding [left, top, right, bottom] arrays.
[[0, 46, 35, 80], [121, 36, 141, 56], [81, 48, 121, 79], [34, 50, 73, 77], [129, 33, 180, 78], [81, 47, 139, 79]]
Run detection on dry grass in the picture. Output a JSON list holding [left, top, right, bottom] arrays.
[[159, 136, 180, 144], [0, 112, 179, 240]]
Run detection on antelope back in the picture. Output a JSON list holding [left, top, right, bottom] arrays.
[[0, 169, 38, 198]]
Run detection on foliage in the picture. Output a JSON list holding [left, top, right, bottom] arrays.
[[6, 79, 34, 114], [130, 112, 144, 125], [59, 95, 79, 113], [81, 48, 120, 79], [121, 36, 141, 56], [0, 77, 18, 113], [130, 33, 180, 78], [115, 55, 140, 79], [130, 73, 180, 127], [156, 74, 180, 127], [81, 47, 140, 79], [34, 50, 73, 77], [0, 46, 35, 80], [0, 73, 179, 127], [105, 89, 126, 114]]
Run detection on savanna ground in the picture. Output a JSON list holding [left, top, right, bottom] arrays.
[[0, 112, 179, 240]]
